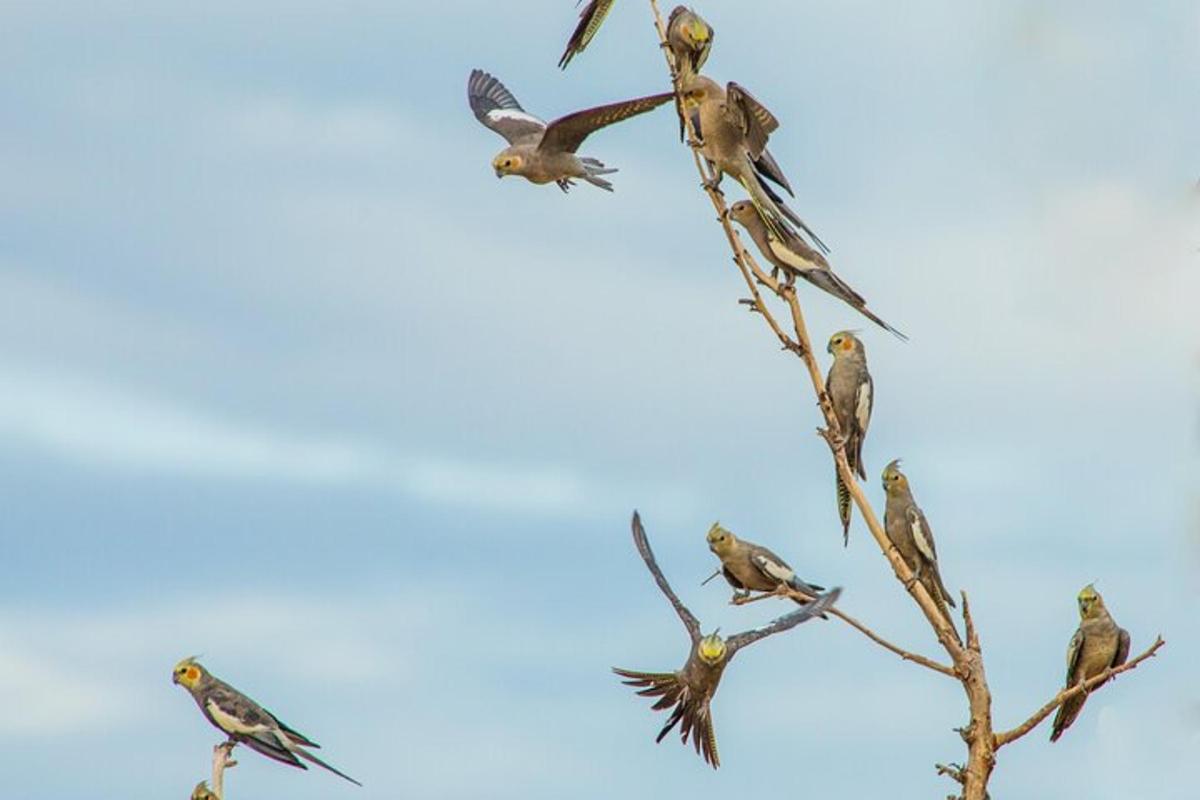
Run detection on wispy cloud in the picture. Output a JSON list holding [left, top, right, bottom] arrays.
[[0, 365, 695, 518]]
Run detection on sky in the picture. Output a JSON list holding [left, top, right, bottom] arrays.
[[1, 0, 1197, 797]]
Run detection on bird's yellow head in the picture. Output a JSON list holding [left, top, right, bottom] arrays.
[[684, 16, 711, 45], [697, 632, 727, 665], [827, 330, 861, 357], [706, 522, 736, 556], [492, 152, 523, 178], [172, 656, 205, 689], [881, 459, 909, 495], [1077, 584, 1105, 619]]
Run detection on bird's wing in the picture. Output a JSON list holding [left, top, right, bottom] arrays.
[[726, 82, 778, 159], [541, 92, 674, 154], [292, 745, 363, 786], [203, 685, 275, 737], [468, 69, 546, 145], [722, 566, 746, 591], [854, 373, 873, 438], [239, 734, 307, 769], [906, 506, 938, 563], [631, 511, 701, 642], [753, 148, 794, 196], [726, 587, 841, 653], [749, 547, 795, 584], [558, 0, 616, 68], [1113, 627, 1132, 668], [1064, 627, 1085, 684]]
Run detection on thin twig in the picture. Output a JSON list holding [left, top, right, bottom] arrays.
[[733, 587, 956, 678], [993, 636, 1166, 748]]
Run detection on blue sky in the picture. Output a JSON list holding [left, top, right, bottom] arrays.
[[1, 1, 1197, 797]]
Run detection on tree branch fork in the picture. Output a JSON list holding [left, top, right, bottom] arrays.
[[643, 2, 1165, 798]]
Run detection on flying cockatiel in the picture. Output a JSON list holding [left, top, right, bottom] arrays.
[[172, 657, 362, 786], [680, 74, 827, 250], [825, 331, 875, 545], [704, 522, 827, 614], [557, 3, 712, 72], [615, 513, 841, 767], [728, 201, 905, 339], [1049, 584, 1131, 742], [881, 460, 960, 641], [468, 69, 672, 191]]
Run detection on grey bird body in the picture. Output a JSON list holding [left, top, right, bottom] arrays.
[[1050, 585, 1131, 742], [882, 461, 960, 640], [826, 332, 874, 544], [705, 523, 826, 606], [172, 658, 361, 787], [468, 69, 672, 191], [730, 201, 905, 339]]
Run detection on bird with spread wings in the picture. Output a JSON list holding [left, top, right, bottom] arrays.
[[468, 69, 672, 192], [614, 512, 840, 768]]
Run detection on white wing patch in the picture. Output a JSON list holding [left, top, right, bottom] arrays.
[[766, 233, 820, 272], [854, 380, 872, 432], [207, 698, 270, 736], [487, 109, 545, 130], [907, 507, 936, 563], [753, 553, 795, 583]]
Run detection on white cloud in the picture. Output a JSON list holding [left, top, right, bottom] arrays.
[[0, 365, 696, 519]]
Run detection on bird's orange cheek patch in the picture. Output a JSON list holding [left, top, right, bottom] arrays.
[[187, 667, 200, 683], [841, 339, 854, 351]]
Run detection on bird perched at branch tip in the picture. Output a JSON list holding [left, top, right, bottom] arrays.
[[666, 6, 713, 81], [1050, 584, 1131, 742], [728, 202, 905, 339], [615, 512, 841, 767], [172, 657, 362, 786], [704, 522, 828, 615], [881, 461, 960, 641], [680, 75, 827, 250], [825, 331, 875, 545], [468, 69, 673, 192]]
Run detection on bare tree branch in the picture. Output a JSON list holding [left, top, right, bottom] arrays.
[[192, 741, 236, 800], [642, 3, 1165, 798], [733, 586, 957, 678], [993, 636, 1166, 748], [646, 0, 968, 667]]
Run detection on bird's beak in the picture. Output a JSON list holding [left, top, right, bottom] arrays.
[[172, 673, 180, 685], [494, 170, 503, 179]]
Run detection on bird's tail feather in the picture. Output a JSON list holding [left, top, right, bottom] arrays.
[[802, 269, 909, 341], [582, 158, 617, 191], [293, 745, 363, 786], [240, 735, 306, 770], [1050, 695, 1086, 742], [836, 472, 852, 546]]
